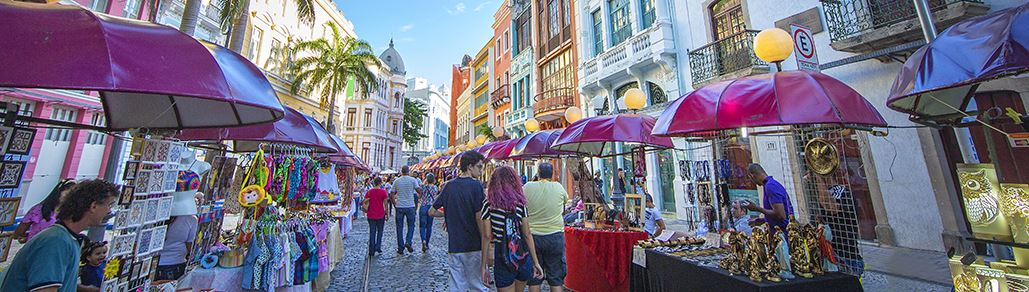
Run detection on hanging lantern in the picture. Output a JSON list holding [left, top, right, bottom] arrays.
[[476, 134, 488, 145], [492, 127, 505, 138], [564, 106, 583, 123], [525, 118, 540, 133], [754, 28, 794, 63], [624, 88, 646, 110], [466, 140, 476, 148]]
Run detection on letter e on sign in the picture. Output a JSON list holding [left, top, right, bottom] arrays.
[[790, 24, 820, 72]]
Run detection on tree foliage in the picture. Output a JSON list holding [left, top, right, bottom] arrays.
[[403, 100, 429, 148]]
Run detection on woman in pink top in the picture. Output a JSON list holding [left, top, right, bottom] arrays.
[[13, 179, 76, 243]]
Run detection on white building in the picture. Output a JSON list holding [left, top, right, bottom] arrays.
[[340, 41, 407, 172], [404, 77, 451, 164], [153, 0, 226, 44]]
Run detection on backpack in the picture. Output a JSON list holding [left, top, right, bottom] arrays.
[[499, 210, 529, 270]]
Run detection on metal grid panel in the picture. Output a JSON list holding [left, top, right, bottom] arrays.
[[792, 126, 864, 275]]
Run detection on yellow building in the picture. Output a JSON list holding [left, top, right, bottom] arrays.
[[470, 42, 491, 131], [243, 0, 357, 131]]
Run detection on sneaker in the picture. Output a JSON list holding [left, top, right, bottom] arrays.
[[422, 242, 428, 253], [398, 249, 405, 256], [406, 245, 414, 253]]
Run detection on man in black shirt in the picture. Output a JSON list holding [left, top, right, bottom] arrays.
[[430, 151, 490, 291]]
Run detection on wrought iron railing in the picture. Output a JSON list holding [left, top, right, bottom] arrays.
[[687, 30, 766, 85], [821, 0, 984, 43], [490, 84, 510, 109], [533, 88, 576, 117]]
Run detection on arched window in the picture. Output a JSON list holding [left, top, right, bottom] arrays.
[[647, 82, 667, 105], [710, 0, 744, 40]]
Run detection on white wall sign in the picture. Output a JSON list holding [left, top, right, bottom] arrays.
[[791, 24, 820, 72]]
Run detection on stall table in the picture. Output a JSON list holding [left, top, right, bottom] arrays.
[[633, 249, 863, 292], [564, 227, 648, 292]]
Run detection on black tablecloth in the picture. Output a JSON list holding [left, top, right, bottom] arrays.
[[631, 250, 863, 292]]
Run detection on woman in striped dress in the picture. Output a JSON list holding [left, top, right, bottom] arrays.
[[479, 166, 544, 291]]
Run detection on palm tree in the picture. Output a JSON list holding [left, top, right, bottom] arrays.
[[176, 0, 315, 52], [290, 22, 382, 133]]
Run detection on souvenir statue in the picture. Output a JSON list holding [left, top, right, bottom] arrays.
[[719, 232, 747, 275], [745, 226, 766, 282], [804, 224, 825, 276], [956, 164, 1012, 241], [768, 227, 787, 281], [787, 217, 813, 278], [953, 267, 981, 292]]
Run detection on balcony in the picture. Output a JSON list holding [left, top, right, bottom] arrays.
[[490, 84, 510, 109], [533, 88, 577, 121], [821, 0, 988, 53], [687, 30, 768, 86], [580, 22, 676, 91], [505, 107, 533, 130], [510, 49, 534, 79]]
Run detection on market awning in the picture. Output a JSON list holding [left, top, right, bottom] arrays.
[[485, 139, 520, 160], [653, 70, 887, 137], [510, 129, 574, 159], [177, 107, 338, 153], [887, 3, 1029, 123], [552, 114, 673, 156], [0, 1, 284, 130]]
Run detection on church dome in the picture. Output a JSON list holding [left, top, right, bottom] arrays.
[[380, 39, 405, 75]]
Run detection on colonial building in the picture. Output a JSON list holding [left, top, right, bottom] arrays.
[[490, 1, 513, 134], [450, 55, 473, 146], [404, 77, 451, 164], [532, 0, 580, 130], [505, 0, 536, 138], [339, 41, 407, 172], [471, 43, 493, 137]]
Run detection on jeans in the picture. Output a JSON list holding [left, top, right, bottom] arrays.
[[368, 218, 385, 253], [418, 205, 434, 244], [447, 251, 489, 292], [395, 207, 416, 250]]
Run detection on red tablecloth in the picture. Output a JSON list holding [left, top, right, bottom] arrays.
[[564, 227, 648, 292]]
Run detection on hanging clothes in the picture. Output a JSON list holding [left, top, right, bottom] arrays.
[[313, 164, 341, 203]]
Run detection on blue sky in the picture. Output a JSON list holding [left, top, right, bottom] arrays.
[[336, 0, 501, 88]]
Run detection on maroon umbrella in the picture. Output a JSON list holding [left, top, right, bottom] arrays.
[[486, 139, 521, 160], [888, 3, 1029, 123], [0, 1, 284, 130], [552, 114, 673, 157], [177, 107, 339, 153], [510, 129, 574, 159], [318, 135, 360, 165], [653, 70, 887, 137]]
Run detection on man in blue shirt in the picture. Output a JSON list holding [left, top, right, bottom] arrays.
[[1, 179, 118, 292], [429, 151, 489, 292], [743, 163, 794, 232]]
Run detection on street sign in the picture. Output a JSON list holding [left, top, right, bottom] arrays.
[[790, 24, 820, 72]]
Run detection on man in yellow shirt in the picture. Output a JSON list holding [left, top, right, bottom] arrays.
[[523, 162, 568, 292]]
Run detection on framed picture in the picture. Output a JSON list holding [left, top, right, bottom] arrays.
[[141, 140, 157, 163], [133, 170, 150, 195], [128, 200, 145, 227], [101, 278, 118, 292], [147, 253, 161, 282], [148, 171, 164, 194], [109, 233, 135, 257], [116, 282, 127, 292], [0, 160, 26, 189], [130, 260, 143, 280], [149, 225, 167, 253], [163, 170, 177, 193], [122, 161, 140, 181], [118, 257, 132, 282], [0, 197, 20, 226], [6, 127, 35, 155], [135, 228, 153, 256], [144, 199, 159, 224], [157, 196, 173, 221], [0, 126, 13, 157], [112, 208, 128, 230], [623, 193, 644, 231], [168, 143, 183, 165], [0, 232, 13, 262], [156, 141, 170, 163], [118, 186, 134, 206]]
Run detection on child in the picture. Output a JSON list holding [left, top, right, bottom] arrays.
[[80, 240, 108, 289], [643, 195, 665, 237]]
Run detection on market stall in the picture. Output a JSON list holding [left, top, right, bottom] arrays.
[[0, 2, 287, 291], [175, 106, 351, 291], [547, 112, 673, 292], [885, 4, 1029, 289], [639, 64, 889, 289]]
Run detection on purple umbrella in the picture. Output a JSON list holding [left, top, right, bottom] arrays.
[[510, 129, 574, 159], [888, 3, 1029, 123], [177, 107, 338, 153], [0, 1, 284, 130], [552, 114, 674, 157]]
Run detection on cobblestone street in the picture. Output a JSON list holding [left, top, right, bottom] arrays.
[[328, 213, 452, 291]]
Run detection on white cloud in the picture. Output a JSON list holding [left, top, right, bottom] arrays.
[[400, 24, 415, 32], [473, 1, 491, 12], [446, 2, 466, 15]]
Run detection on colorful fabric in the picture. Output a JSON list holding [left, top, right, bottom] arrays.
[[176, 170, 201, 192], [21, 204, 56, 241]]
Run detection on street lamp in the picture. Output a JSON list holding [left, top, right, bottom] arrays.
[[623, 88, 646, 111], [564, 106, 583, 123], [492, 127, 505, 139], [753, 28, 794, 71], [525, 118, 540, 133], [476, 134, 488, 145]]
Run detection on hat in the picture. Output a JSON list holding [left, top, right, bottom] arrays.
[[169, 190, 199, 216], [177, 170, 201, 192]]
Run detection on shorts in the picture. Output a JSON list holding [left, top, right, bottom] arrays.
[[493, 243, 534, 288], [528, 232, 567, 286]]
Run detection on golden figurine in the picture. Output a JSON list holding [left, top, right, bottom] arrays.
[[787, 217, 813, 278], [746, 226, 767, 282], [766, 227, 784, 282], [804, 224, 825, 275], [720, 232, 748, 275], [953, 267, 981, 292]]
